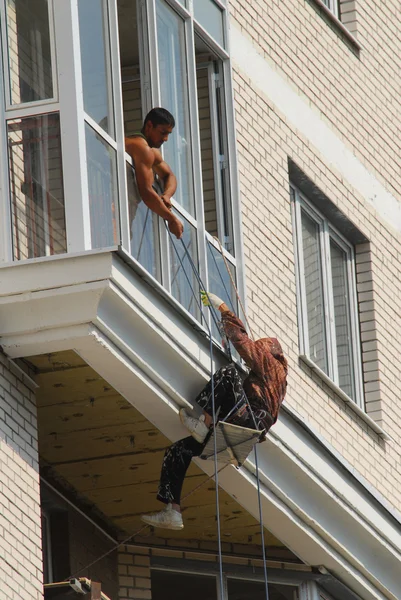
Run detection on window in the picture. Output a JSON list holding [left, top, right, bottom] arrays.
[[291, 185, 364, 407], [151, 569, 300, 600], [321, 0, 339, 18], [117, 0, 239, 331], [8, 113, 66, 260], [4, 0, 56, 106]]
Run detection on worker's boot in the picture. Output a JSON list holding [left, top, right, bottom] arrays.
[[141, 504, 184, 530], [179, 409, 209, 443]]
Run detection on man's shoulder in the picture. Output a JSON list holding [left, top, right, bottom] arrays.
[[125, 136, 154, 164]]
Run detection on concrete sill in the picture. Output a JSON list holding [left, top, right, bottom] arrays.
[[299, 354, 391, 441], [310, 0, 362, 53]]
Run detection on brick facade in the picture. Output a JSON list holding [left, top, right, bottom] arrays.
[[230, 0, 401, 509], [0, 353, 43, 600]]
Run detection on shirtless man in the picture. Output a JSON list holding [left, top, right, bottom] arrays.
[[125, 107, 183, 239]]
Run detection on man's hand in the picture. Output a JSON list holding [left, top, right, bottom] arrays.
[[167, 214, 184, 239], [200, 291, 224, 311], [161, 194, 172, 209]]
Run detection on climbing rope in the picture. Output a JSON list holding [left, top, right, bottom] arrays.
[[166, 224, 226, 599], [66, 219, 270, 600], [176, 228, 270, 600]]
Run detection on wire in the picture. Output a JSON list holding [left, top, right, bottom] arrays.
[[66, 464, 229, 581], [213, 236, 256, 342], [254, 445, 270, 600], [166, 225, 225, 599]]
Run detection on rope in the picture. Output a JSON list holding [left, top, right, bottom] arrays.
[[165, 223, 226, 598], [66, 464, 229, 581], [135, 206, 150, 261], [212, 236, 269, 600], [213, 236, 256, 342]]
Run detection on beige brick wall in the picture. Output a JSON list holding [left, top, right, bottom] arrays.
[[0, 353, 43, 600], [230, 0, 401, 511], [118, 545, 151, 600]]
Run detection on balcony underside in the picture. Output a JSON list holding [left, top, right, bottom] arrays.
[[0, 250, 400, 600]]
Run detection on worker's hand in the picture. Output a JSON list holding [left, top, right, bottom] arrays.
[[161, 194, 172, 209], [200, 291, 224, 310], [167, 214, 184, 239]]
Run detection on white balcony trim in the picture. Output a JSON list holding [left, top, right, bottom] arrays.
[[0, 251, 400, 600]]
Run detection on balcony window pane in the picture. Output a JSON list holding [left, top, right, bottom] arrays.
[[8, 114, 66, 260], [168, 216, 200, 319], [207, 241, 237, 340], [194, 0, 225, 48], [85, 123, 118, 248], [78, 0, 114, 137], [330, 240, 354, 398], [301, 210, 328, 374], [128, 163, 161, 281], [7, 0, 54, 104], [228, 579, 299, 599], [156, 0, 194, 216]]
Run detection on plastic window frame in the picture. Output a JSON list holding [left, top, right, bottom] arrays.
[[0, 0, 58, 111], [150, 564, 308, 600], [136, 0, 243, 328], [291, 184, 364, 409]]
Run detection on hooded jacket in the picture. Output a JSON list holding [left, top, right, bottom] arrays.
[[221, 309, 288, 430]]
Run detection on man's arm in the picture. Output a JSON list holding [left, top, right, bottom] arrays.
[[200, 292, 260, 372], [152, 148, 177, 209], [125, 138, 183, 239]]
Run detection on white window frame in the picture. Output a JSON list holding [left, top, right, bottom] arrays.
[[151, 564, 306, 600], [122, 0, 244, 331], [291, 184, 364, 408], [321, 0, 339, 18], [0, 0, 58, 110]]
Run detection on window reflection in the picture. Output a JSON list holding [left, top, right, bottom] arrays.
[[78, 0, 115, 137], [168, 216, 200, 320], [128, 163, 161, 281], [156, 0, 194, 216], [7, 0, 54, 104], [85, 123, 118, 248], [8, 114, 66, 260]]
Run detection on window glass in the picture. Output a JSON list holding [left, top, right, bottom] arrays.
[[195, 37, 234, 254], [85, 123, 118, 248], [330, 240, 354, 398], [156, 0, 194, 216], [152, 570, 217, 600], [128, 163, 161, 281], [7, 0, 54, 104], [78, 0, 115, 137], [194, 0, 225, 48], [228, 578, 299, 599], [168, 216, 200, 320], [207, 240, 237, 340], [322, 0, 339, 16], [8, 114, 66, 260], [301, 210, 328, 374]]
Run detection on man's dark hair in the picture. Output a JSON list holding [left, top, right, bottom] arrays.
[[144, 107, 175, 128]]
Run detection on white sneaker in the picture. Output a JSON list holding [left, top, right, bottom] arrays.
[[179, 409, 209, 443], [141, 504, 184, 530]]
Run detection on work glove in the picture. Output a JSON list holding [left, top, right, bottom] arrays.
[[200, 290, 224, 311]]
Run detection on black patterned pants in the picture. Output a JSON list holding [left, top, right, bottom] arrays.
[[157, 364, 257, 505]]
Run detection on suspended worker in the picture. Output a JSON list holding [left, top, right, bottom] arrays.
[[125, 107, 183, 239], [141, 291, 288, 531]]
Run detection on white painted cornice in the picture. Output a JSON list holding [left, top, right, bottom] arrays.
[[0, 250, 400, 600]]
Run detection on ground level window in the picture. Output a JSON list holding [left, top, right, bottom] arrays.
[[227, 578, 299, 600], [152, 570, 217, 600]]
